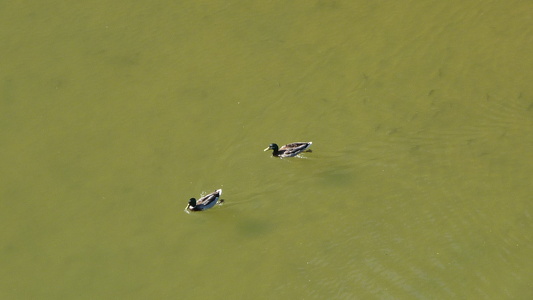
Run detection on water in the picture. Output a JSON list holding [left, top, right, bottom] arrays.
[[1, 1, 532, 299]]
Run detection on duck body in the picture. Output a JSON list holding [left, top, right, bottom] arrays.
[[187, 189, 223, 211], [264, 142, 312, 158]]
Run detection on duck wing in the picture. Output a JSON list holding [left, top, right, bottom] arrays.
[[279, 142, 312, 157], [196, 189, 222, 206]]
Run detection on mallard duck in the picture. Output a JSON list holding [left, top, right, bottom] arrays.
[[264, 142, 313, 158], [187, 189, 223, 211]]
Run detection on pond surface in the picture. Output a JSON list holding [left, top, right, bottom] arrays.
[[1, 1, 532, 299]]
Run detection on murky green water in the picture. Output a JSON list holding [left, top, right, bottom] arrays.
[[1, 1, 532, 299]]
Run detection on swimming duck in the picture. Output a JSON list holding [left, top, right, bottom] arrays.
[[187, 189, 223, 211], [264, 142, 313, 158]]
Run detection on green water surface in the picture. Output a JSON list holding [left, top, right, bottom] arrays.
[[1, 1, 532, 299]]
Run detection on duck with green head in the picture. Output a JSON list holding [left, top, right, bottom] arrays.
[[264, 142, 312, 158], [187, 189, 223, 212]]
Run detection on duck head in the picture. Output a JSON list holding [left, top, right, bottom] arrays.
[[264, 143, 279, 152]]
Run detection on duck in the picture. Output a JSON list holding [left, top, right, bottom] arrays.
[[264, 142, 313, 158], [187, 189, 223, 212]]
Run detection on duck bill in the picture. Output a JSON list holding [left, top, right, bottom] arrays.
[[264, 147, 270, 151]]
